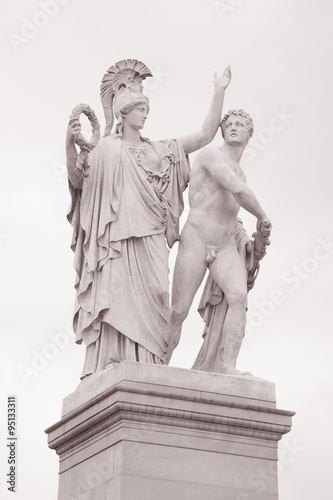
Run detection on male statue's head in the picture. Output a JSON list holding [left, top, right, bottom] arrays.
[[220, 109, 254, 146]]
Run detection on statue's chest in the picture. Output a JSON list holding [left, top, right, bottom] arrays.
[[124, 141, 171, 194]]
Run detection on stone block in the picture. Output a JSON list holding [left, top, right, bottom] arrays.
[[45, 362, 294, 499]]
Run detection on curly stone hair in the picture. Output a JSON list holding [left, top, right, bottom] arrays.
[[220, 109, 254, 139]]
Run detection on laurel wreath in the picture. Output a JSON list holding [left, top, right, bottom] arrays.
[[69, 103, 101, 173]]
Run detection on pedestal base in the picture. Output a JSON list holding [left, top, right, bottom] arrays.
[[45, 362, 294, 499]]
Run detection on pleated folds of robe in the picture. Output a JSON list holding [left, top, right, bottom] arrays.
[[67, 136, 190, 375]]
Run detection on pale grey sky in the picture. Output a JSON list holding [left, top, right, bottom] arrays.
[[1, 0, 333, 498]]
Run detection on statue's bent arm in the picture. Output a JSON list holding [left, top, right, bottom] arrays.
[[202, 154, 267, 221]]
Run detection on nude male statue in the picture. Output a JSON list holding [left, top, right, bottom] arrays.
[[169, 109, 272, 374]]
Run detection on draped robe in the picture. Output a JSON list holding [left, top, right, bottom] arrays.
[[67, 136, 190, 377]]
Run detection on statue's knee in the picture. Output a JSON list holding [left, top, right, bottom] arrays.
[[171, 304, 188, 325], [227, 289, 247, 308]]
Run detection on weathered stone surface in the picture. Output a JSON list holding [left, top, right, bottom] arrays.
[[45, 362, 294, 499], [61, 361, 277, 417]]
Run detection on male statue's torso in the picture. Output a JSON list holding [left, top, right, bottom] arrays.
[[184, 147, 246, 252]]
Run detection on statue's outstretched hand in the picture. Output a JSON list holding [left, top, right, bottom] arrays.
[[214, 65, 232, 90]]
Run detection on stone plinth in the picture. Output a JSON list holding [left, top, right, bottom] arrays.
[[45, 362, 294, 500]]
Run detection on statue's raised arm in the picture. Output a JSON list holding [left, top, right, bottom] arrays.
[[179, 66, 232, 155]]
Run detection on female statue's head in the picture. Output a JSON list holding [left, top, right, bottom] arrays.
[[100, 59, 153, 137], [113, 89, 150, 136]]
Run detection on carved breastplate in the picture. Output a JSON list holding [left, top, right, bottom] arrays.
[[123, 141, 171, 194]]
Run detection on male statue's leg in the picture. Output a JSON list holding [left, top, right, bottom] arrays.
[[209, 243, 249, 374], [168, 234, 207, 355]]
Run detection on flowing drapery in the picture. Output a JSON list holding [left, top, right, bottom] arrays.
[[67, 136, 190, 375]]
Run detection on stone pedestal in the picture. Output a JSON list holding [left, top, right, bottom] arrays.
[[45, 362, 294, 500]]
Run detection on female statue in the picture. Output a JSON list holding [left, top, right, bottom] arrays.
[[65, 59, 231, 378]]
